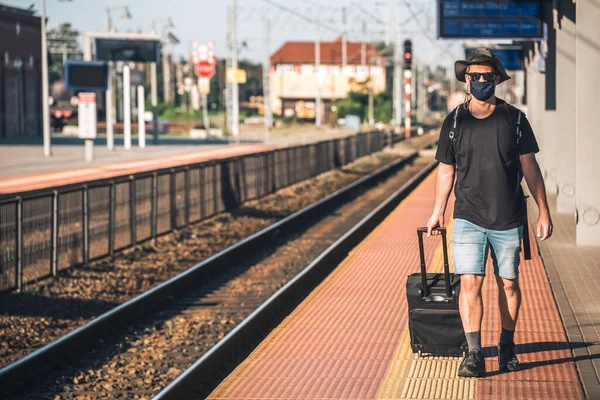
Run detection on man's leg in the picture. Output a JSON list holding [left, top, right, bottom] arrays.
[[496, 275, 521, 334], [460, 274, 485, 349], [452, 219, 488, 377], [489, 225, 523, 372]]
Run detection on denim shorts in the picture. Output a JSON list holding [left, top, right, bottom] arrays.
[[451, 218, 524, 279]]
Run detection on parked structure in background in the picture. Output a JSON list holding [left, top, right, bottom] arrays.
[[0, 3, 42, 141], [269, 39, 387, 124]]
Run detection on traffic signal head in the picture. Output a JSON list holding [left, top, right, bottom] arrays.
[[403, 39, 412, 69]]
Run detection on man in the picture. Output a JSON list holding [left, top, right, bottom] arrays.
[[426, 48, 553, 378]]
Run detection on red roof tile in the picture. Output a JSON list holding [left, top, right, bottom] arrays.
[[271, 39, 386, 65]]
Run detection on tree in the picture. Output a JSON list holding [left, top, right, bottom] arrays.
[[47, 23, 81, 83]]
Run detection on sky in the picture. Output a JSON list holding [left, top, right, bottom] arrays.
[[8, 0, 467, 68]]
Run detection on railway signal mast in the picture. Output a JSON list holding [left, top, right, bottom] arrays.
[[403, 39, 412, 142]]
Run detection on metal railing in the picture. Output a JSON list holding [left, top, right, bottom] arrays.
[[0, 131, 386, 293]]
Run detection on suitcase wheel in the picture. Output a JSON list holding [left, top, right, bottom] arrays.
[[417, 350, 422, 357]]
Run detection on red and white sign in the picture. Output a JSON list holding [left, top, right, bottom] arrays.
[[195, 60, 215, 79], [78, 92, 97, 139], [191, 41, 216, 80]]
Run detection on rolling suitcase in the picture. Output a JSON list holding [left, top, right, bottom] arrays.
[[406, 227, 467, 356]]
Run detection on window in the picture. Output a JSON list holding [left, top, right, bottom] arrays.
[[356, 66, 369, 75], [276, 64, 295, 73], [301, 64, 314, 74]]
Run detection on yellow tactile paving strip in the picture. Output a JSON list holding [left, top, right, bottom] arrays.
[[207, 168, 584, 399], [376, 219, 479, 400]]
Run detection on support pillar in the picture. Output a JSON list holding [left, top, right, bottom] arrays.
[[542, 20, 558, 196], [576, 0, 600, 245], [556, 9, 577, 214]]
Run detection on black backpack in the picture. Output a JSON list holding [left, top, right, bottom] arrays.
[[447, 103, 532, 260]]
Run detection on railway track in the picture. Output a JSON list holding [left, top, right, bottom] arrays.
[[1, 140, 437, 399]]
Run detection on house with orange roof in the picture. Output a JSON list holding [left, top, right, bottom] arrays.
[[270, 38, 387, 122]]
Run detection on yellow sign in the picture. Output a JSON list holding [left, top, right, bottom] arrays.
[[226, 68, 247, 84], [198, 78, 210, 95]]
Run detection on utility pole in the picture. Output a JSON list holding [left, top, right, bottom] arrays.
[[106, 7, 112, 31], [123, 64, 131, 149], [151, 62, 158, 145], [163, 49, 171, 103], [385, 3, 392, 45], [342, 7, 347, 72], [230, 0, 240, 141], [393, 2, 402, 132], [263, 17, 272, 143], [315, 20, 322, 128], [367, 30, 374, 127], [361, 20, 367, 67], [41, 0, 51, 156], [106, 63, 114, 150], [138, 84, 146, 147]]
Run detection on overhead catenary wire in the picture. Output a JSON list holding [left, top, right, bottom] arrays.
[[401, 0, 459, 62], [261, 0, 339, 33]]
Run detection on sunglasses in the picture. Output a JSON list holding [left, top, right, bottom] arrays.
[[466, 72, 496, 82]]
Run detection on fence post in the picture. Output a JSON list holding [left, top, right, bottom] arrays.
[[109, 182, 115, 257], [184, 168, 190, 227], [151, 173, 158, 243], [51, 191, 58, 277], [240, 158, 248, 203], [129, 177, 137, 246], [212, 165, 218, 214], [346, 137, 351, 164], [16, 198, 22, 292], [286, 149, 292, 186], [271, 152, 276, 193], [255, 155, 260, 199], [293, 148, 299, 183], [169, 169, 177, 230], [83, 186, 89, 266], [199, 167, 206, 219]]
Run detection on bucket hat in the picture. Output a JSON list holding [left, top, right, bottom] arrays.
[[454, 47, 511, 84]]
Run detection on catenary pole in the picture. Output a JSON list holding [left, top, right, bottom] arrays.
[[41, 0, 51, 156]]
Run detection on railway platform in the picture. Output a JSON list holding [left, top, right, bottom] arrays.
[[207, 168, 597, 399], [0, 144, 275, 194]]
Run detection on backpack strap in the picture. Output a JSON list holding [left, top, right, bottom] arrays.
[[515, 108, 523, 152], [510, 105, 532, 260], [448, 105, 461, 145]]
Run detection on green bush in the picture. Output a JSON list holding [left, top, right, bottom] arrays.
[[336, 91, 393, 123], [282, 114, 296, 124]]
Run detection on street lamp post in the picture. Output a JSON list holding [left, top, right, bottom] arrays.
[[151, 17, 175, 145], [41, 0, 51, 156], [104, 5, 132, 151], [106, 6, 132, 32], [152, 17, 175, 104]]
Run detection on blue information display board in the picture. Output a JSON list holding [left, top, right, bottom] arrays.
[[438, 0, 543, 38], [465, 47, 523, 70], [65, 61, 109, 91]]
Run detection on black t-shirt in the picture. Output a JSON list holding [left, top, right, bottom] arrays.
[[435, 99, 539, 230]]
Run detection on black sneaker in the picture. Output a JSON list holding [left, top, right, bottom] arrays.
[[457, 349, 486, 378], [498, 342, 520, 372]]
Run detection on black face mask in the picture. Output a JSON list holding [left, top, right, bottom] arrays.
[[469, 80, 495, 101]]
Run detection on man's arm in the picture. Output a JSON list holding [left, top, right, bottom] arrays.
[[520, 153, 553, 240], [426, 163, 455, 237]]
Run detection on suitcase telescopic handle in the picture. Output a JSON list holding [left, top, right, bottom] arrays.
[[416, 227, 452, 298]]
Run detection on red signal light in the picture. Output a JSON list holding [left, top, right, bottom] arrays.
[[404, 52, 412, 59]]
